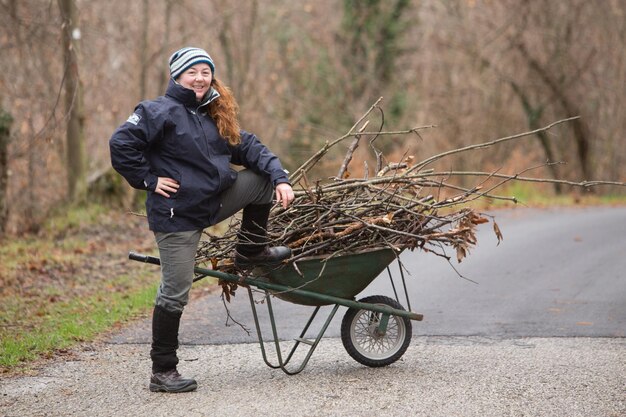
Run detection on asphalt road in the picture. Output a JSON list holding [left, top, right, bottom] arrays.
[[111, 205, 626, 345], [2, 206, 625, 417], [364, 205, 626, 338]]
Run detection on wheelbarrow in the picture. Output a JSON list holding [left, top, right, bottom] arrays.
[[129, 247, 423, 375]]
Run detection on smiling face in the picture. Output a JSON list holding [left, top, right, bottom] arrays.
[[177, 63, 213, 101]]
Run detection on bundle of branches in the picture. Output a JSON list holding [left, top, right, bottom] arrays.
[[196, 98, 624, 275]]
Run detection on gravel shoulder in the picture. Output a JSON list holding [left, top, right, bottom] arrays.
[[1, 336, 624, 417]]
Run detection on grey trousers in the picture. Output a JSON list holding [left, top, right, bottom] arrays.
[[154, 170, 274, 313]]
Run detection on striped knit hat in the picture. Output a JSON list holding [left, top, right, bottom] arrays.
[[168, 47, 215, 80]]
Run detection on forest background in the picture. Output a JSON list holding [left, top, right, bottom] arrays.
[[1, 0, 625, 235]]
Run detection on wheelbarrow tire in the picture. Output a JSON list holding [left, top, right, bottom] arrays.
[[341, 295, 412, 367]]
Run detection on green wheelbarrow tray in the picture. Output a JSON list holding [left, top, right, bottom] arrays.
[[128, 247, 422, 375], [262, 247, 398, 306]]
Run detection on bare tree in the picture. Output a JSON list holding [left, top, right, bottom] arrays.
[[514, 40, 593, 181], [58, 0, 87, 202], [439, 0, 606, 188], [0, 108, 12, 235], [215, 0, 259, 99], [139, 0, 150, 100]]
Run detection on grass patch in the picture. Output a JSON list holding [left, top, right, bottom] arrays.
[[0, 202, 221, 374], [0, 269, 158, 371], [0, 274, 158, 369], [470, 182, 626, 209], [0, 202, 160, 373]]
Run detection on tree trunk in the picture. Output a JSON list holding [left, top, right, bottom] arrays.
[[0, 109, 12, 236], [516, 42, 593, 182], [160, 0, 174, 92], [58, 0, 87, 202], [508, 80, 562, 193], [139, 0, 150, 100]]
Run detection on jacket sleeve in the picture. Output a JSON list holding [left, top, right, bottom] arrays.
[[230, 130, 290, 186], [109, 103, 161, 191]]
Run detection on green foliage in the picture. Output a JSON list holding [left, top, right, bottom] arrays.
[[389, 90, 408, 121], [0, 109, 13, 137], [340, 0, 411, 88]]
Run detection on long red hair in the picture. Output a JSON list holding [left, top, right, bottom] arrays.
[[208, 78, 241, 146]]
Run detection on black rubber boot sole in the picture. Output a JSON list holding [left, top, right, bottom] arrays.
[[234, 246, 291, 269], [149, 380, 198, 393]]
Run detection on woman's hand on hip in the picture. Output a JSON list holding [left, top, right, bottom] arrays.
[[275, 183, 294, 209], [155, 177, 179, 198]]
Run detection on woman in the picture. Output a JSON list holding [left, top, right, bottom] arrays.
[[110, 46, 294, 393]]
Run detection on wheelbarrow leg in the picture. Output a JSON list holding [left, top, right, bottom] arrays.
[[247, 287, 339, 375], [282, 304, 321, 365]]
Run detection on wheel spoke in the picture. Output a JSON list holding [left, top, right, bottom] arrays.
[[352, 311, 403, 354], [342, 297, 412, 366]]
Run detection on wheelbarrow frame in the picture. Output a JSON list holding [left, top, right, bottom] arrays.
[[129, 250, 423, 375]]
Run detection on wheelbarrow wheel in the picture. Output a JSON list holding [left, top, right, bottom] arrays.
[[340, 295, 412, 367]]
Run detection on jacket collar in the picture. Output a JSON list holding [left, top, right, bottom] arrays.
[[165, 78, 221, 108]]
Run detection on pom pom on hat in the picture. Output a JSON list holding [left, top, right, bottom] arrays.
[[169, 47, 215, 80]]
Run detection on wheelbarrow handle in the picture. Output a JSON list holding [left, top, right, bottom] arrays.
[[128, 251, 161, 266]]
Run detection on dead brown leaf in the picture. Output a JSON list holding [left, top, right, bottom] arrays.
[[493, 221, 503, 245]]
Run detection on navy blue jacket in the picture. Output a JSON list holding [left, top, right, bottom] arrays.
[[109, 80, 289, 233]]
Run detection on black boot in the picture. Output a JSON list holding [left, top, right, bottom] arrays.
[[150, 369, 197, 393], [149, 305, 197, 393], [234, 203, 291, 268]]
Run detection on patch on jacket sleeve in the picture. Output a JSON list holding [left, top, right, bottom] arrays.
[[126, 113, 141, 125]]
